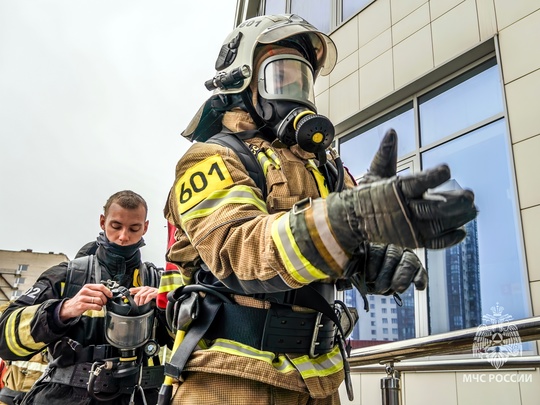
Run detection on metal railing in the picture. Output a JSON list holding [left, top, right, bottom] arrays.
[[345, 316, 540, 404]]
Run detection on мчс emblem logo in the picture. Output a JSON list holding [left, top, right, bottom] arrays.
[[472, 303, 522, 369]]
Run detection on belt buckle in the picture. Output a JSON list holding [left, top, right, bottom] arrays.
[[309, 312, 323, 358]]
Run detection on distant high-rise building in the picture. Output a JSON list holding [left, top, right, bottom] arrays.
[[446, 219, 481, 330]]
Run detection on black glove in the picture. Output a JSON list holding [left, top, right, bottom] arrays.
[[363, 243, 426, 295], [327, 129, 477, 251], [337, 130, 427, 310], [346, 242, 427, 310]]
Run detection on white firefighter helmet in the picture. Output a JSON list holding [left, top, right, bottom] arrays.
[[183, 14, 337, 141], [206, 14, 337, 93]]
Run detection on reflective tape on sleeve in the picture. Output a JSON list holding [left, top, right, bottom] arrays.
[[271, 212, 329, 284], [5, 307, 45, 358]]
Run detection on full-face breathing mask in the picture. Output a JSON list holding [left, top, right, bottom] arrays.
[[255, 54, 335, 153], [87, 280, 159, 402], [104, 285, 155, 351]]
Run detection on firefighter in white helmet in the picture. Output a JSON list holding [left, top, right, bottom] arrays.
[[158, 14, 477, 405]]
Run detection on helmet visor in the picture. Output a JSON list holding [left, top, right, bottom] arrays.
[[258, 55, 315, 107]]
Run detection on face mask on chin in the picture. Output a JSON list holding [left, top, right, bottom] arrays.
[[97, 232, 145, 258]]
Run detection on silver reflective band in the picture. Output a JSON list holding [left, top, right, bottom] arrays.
[[258, 54, 315, 108]]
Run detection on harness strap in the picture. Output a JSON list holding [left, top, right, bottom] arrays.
[[64, 256, 101, 299], [207, 131, 267, 198], [164, 294, 223, 380]]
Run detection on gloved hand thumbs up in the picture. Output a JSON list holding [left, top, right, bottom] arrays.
[[360, 128, 398, 182]]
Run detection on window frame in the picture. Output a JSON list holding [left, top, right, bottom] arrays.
[[335, 52, 533, 344], [259, 0, 375, 32]]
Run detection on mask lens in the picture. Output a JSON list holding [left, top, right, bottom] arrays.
[[259, 56, 315, 106]]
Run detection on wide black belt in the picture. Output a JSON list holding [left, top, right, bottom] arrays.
[[205, 303, 336, 356], [164, 282, 342, 380], [49, 363, 164, 393], [0, 386, 25, 405]]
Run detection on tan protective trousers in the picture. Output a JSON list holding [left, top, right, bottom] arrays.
[[171, 372, 340, 405]]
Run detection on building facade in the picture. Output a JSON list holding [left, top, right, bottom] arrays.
[[0, 249, 69, 306], [234, 1, 540, 404]]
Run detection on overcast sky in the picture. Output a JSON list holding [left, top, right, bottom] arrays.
[[0, 1, 238, 267]]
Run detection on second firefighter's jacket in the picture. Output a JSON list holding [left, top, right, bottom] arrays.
[[0, 252, 167, 364], [160, 131, 357, 399]]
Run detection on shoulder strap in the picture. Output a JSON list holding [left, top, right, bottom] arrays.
[[207, 132, 267, 198], [64, 256, 100, 298]]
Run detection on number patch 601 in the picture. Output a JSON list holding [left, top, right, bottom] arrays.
[[174, 155, 233, 214]]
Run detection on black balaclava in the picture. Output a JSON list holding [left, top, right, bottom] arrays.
[[96, 232, 145, 287]]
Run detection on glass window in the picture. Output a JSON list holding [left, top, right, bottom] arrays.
[[340, 104, 415, 179], [423, 119, 529, 334], [264, 0, 287, 15], [419, 60, 504, 147], [261, 0, 376, 34], [338, 57, 531, 350], [291, 0, 332, 33], [342, 0, 373, 21]]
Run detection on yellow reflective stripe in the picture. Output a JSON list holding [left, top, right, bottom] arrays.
[[158, 271, 185, 296], [181, 185, 267, 223], [272, 213, 328, 284], [266, 149, 281, 168], [208, 339, 342, 378], [133, 268, 141, 287], [82, 309, 105, 318], [290, 345, 343, 378], [60, 281, 65, 297], [306, 160, 329, 198], [209, 339, 296, 373], [6, 307, 44, 357], [310, 199, 349, 270], [11, 359, 48, 372], [256, 151, 272, 176]]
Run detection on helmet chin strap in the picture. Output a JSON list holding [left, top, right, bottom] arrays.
[[240, 90, 267, 129]]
